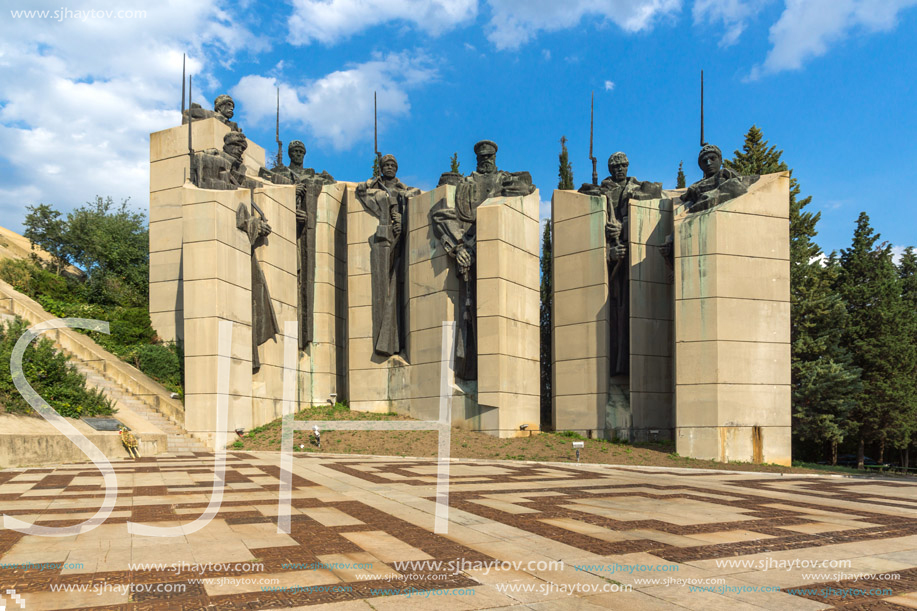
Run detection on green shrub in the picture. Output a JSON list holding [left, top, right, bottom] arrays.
[[0, 317, 114, 418], [0, 259, 83, 302], [3, 257, 182, 398], [136, 343, 182, 394]]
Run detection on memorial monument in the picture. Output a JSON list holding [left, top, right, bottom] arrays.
[[149, 89, 346, 449], [552, 139, 790, 464], [148, 71, 789, 459]]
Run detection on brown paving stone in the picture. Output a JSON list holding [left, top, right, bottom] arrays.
[[2, 456, 916, 610]]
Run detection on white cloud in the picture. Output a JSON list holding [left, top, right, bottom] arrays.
[[231, 51, 437, 151], [485, 0, 682, 50], [0, 0, 263, 225], [604, 80, 615, 91], [749, 0, 917, 78], [286, 0, 681, 50], [693, 0, 772, 47], [542, 49, 552, 60], [892, 245, 909, 265], [287, 0, 477, 45]]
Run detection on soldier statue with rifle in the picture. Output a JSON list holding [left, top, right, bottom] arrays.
[[577, 94, 661, 377], [354, 92, 419, 356]]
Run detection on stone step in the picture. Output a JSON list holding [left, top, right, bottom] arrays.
[[0, 287, 210, 453]]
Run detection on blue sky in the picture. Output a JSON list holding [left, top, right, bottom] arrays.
[[0, 0, 915, 257]]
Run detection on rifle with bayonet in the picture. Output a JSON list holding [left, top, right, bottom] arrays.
[[187, 74, 197, 186], [589, 91, 598, 186], [275, 87, 283, 169], [372, 91, 391, 198], [700, 69, 706, 148]]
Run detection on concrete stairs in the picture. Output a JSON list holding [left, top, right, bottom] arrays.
[[0, 287, 208, 455], [73, 364, 207, 454]]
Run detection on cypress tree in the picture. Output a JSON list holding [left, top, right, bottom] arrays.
[[558, 136, 574, 190], [372, 155, 380, 178], [540, 219, 553, 430], [676, 161, 686, 188], [837, 214, 905, 467], [728, 126, 860, 463], [450, 152, 460, 174]]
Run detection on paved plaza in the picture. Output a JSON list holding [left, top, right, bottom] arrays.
[[1, 453, 916, 610]]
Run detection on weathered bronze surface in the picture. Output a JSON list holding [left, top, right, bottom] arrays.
[[682, 144, 758, 212], [578, 152, 662, 377], [260, 140, 335, 348], [195, 132, 258, 190], [431, 140, 535, 380], [182, 94, 242, 132], [356, 154, 419, 357], [236, 200, 279, 371]]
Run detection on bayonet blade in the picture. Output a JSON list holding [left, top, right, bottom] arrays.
[[275, 86, 282, 168], [700, 69, 705, 147], [589, 91, 598, 186], [181, 53, 186, 115]]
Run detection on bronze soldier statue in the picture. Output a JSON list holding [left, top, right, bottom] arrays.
[[260, 140, 335, 349], [431, 140, 535, 380], [579, 152, 662, 377], [195, 131, 258, 190], [236, 197, 279, 371], [681, 144, 757, 212], [356, 154, 419, 357], [183, 94, 242, 132]]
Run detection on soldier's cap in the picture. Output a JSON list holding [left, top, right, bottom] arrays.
[[608, 152, 629, 166], [289, 140, 306, 152], [474, 140, 498, 156], [698, 143, 722, 160], [380, 154, 398, 169], [223, 131, 247, 147], [214, 94, 234, 109]]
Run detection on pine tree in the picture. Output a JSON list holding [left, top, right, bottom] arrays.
[[728, 126, 860, 463], [676, 161, 686, 188], [450, 152, 460, 174], [558, 136, 574, 190], [895, 247, 917, 469], [837, 213, 907, 467], [372, 155, 380, 178]]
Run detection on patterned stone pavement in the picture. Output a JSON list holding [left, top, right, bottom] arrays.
[[1, 453, 917, 610]]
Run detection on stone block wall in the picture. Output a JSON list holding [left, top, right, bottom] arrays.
[[551, 190, 609, 436], [674, 172, 792, 465], [475, 193, 541, 434], [628, 196, 675, 441], [298, 183, 348, 408]]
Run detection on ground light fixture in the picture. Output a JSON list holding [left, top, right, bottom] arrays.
[[572, 440, 584, 462]]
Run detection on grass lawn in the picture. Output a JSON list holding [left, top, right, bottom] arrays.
[[225, 403, 863, 475]]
